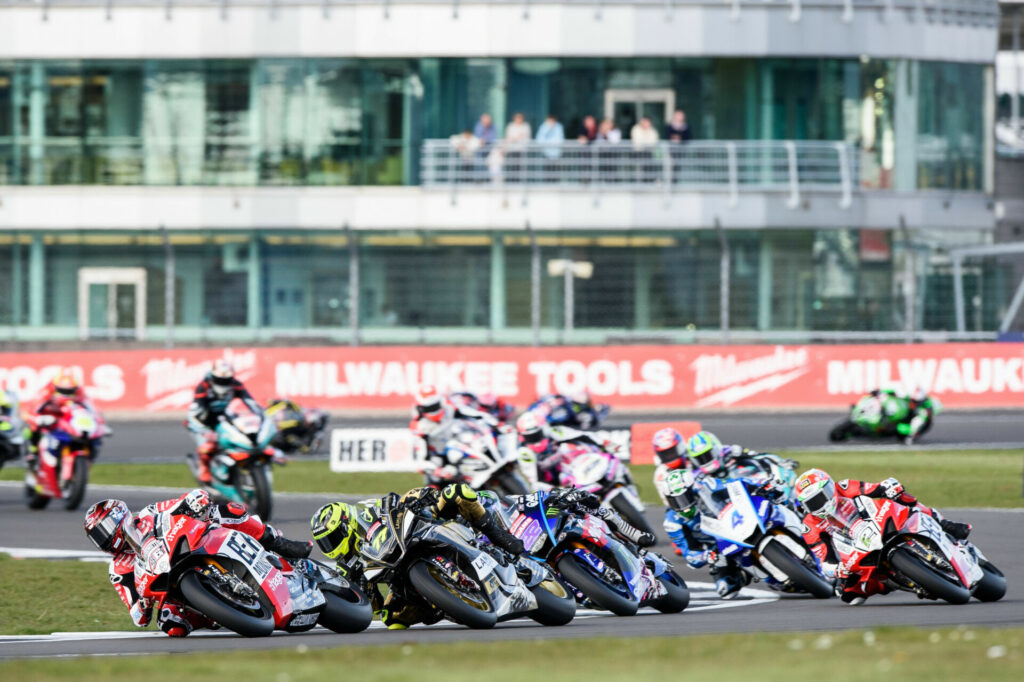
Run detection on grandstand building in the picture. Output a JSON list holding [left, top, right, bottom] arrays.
[[0, 0, 1016, 344]]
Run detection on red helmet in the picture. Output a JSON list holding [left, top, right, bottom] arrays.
[[516, 412, 550, 455], [652, 427, 686, 469], [52, 367, 80, 399], [83, 499, 135, 554], [414, 385, 445, 423]]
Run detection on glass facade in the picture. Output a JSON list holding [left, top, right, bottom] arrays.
[[0, 229, 1010, 342], [0, 58, 986, 190]]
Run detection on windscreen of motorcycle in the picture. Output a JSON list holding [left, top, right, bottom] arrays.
[[568, 453, 610, 488]]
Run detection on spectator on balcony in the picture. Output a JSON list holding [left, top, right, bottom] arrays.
[[536, 114, 565, 182], [577, 115, 598, 144], [597, 118, 622, 143], [664, 110, 693, 143], [630, 116, 659, 182], [449, 129, 481, 182], [594, 118, 622, 183], [474, 113, 497, 147], [504, 112, 532, 181]]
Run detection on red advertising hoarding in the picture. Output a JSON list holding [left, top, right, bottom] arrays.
[[2, 343, 1023, 412]]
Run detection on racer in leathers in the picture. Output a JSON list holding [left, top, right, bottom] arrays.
[[515, 411, 616, 488], [528, 391, 605, 430], [0, 389, 24, 465], [660, 468, 784, 598], [309, 483, 525, 629], [83, 491, 312, 636], [653, 430, 796, 557], [185, 360, 262, 483], [854, 387, 935, 445], [410, 385, 510, 487], [448, 391, 515, 423], [24, 368, 102, 473], [794, 468, 972, 604]]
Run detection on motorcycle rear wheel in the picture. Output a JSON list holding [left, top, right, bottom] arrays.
[[180, 571, 275, 637], [890, 547, 971, 605], [556, 554, 638, 616], [494, 470, 530, 497], [25, 484, 50, 510], [528, 578, 576, 626], [318, 588, 373, 633], [972, 560, 1007, 602], [235, 465, 273, 521], [610, 495, 656, 538], [649, 569, 690, 613], [63, 458, 89, 511], [760, 541, 833, 599], [408, 560, 497, 629]]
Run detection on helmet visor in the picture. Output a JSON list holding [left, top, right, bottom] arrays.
[[87, 514, 123, 552], [689, 449, 716, 468], [315, 522, 353, 559], [668, 488, 699, 514], [800, 489, 833, 517], [655, 444, 683, 466], [210, 375, 234, 388]]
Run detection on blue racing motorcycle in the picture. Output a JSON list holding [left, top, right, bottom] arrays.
[[696, 478, 833, 598]]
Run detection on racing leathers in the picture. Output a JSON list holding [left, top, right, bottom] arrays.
[[512, 487, 656, 549], [800, 478, 971, 604], [24, 386, 101, 471], [518, 425, 616, 488], [866, 388, 934, 444], [528, 394, 603, 430], [108, 490, 311, 636], [185, 377, 261, 483], [337, 484, 525, 628], [410, 400, 507, 486]]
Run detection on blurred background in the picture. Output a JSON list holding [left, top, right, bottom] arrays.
[[0, 0, 1022, 346]]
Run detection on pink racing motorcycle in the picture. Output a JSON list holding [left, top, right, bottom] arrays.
[[557, 443, 655, 537]]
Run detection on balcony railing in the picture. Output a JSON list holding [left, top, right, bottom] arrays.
[[421, 139, 858, 206]]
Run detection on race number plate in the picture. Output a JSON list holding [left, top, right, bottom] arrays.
[[471, 553, 498, 578]]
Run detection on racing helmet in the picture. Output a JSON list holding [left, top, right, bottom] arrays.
[[310, 502, 368, 561], [664, 469, 700, 519], [414, 385, 446, 424], [652, 427, 686, 469], [208, 359, 235, 397], [794, 469, 837, 519], [52, 367, 80, 399], [516, 411, 550, 455], [569, 390, 592, 412], [83, 499, 138, 555], [686, 431, 724, 475]]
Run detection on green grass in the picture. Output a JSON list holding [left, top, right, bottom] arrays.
[[1, 627, 1021, 680], [3, 449, 1021, 507], [0, 555, 143, 635]]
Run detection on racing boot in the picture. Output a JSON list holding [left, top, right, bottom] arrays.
[[477, 513, 525, 557], [939, 519, 971, 541], [196, 440, 216, 484], [710, 565, 747, 600], [597, 507, 656, 548], [260, 527, 313, 559]]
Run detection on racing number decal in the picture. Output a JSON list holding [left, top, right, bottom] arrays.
[[226, 533, 262, 565]]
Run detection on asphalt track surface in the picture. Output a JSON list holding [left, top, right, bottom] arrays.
[[1, 476, 1022, 660], [91, 409, 1024, 464]]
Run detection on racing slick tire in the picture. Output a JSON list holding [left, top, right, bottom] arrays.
[[63, 457, 89, 511], [760, 541, 834, 599], [235, 464, 273, 522], [649, 569, 690, 613], [972, 560, 1007, 603], [408, 560, 498, 630], [556, 554, 639, 617], [495, 470, 530, 497], [890, 547, 971, 605], [528, 578, 577, 626], [180, 571, 275, 637], [318, 588, 374, 633], [828, 420, 855, 443], [610, 495, 656, 538]]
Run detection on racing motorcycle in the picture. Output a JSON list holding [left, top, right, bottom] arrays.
[[0, 401, 27, 470], [831, 495, 1005, 604], [432, 420, 530, 496], [25, 402, 107, 511], [187, 398, 282, 521], [134, 511, 372, 637], [697, 478, 833, 598], [355, 493, 576, 629], [494, 490, 689, 616], [829, 392, 941, 444], [266, 399, 328, 455], [556, 442, 654, 537]]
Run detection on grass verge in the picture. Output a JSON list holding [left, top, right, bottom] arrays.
[[1, 627, 1021, 680], [2, 449, 1020, 507]]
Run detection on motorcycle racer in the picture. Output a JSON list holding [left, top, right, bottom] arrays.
[[310, 483, 525, 629], [793, 468, 972, 604], [528, 391, 606, 430], [185, 360, 262, 484], [507, 486, 656, 549], [410, 385, 509, 486], [448, 391, 515, 423], [24, 368, 102, 473], [515, 412, 616, 488], [83, 490, 312, 636], [856, 387, 936, 445]]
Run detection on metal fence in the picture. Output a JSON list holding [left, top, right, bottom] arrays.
[[422, 140, 856, 205]]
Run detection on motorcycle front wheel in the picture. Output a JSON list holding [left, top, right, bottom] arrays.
[[759, 541, 833, 599], [610, 494, 656, 537], [972, 560, 1006, 602], [179, 571, 275, 637], [318, 587, 373, 633], [235, 464, 273, 521], [63, 457, 89, 511], [828, 420, 855, 443], [408, 560, 497, 629], [528, 578, 576, 626], [555, 554, 638, 616], [889, 547, 971, 605], [649, 569, 690, 613]]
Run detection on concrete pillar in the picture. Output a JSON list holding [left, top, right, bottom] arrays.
[[247, 235, 262, 332], [28, 234, 45, 327], [29, 63, 45, 186], [893, 60, 919, 192], [11, 240, 24, 325], [634, 250, 652, 330], [758, 234, 773, 330], [489, 235, 506, 334]]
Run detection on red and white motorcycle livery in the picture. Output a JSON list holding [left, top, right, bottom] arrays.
[[832, 495, 1006, 605], [25, 402, 107, 511], [134, 510, 372, 637]]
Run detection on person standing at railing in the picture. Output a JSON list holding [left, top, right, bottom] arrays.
[[664, 110, 693, 184], [474, 113, 496, 147], [630, 116, 659, 182], [449, 129, 482, 182], [503, 112, 532, 182], [536, 114, 565, 183], [576, 115, 598, 144], [596, 118, 623, 183]]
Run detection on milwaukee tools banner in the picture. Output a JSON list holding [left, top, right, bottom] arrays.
[[2, 343, 1023, 412]]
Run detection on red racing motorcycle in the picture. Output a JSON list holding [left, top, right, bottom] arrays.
[[25, 402, 107, 511], [832, 495, 1005, 604], [135, 511, 372, 637]]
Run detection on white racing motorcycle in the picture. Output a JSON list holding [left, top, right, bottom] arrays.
[[430, 420, 531, 496]]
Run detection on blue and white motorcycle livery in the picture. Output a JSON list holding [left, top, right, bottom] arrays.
[[696, 478, 833, 598]]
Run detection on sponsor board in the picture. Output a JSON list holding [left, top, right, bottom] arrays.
[[329, 429, 423, 472], [4, 343, 1024, 411]]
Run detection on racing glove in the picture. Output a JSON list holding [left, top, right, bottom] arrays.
[[879, 477, 904, 499], [129, 598, 154, 628]]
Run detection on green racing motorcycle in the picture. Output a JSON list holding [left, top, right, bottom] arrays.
[[829, 391, 941, 445]]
